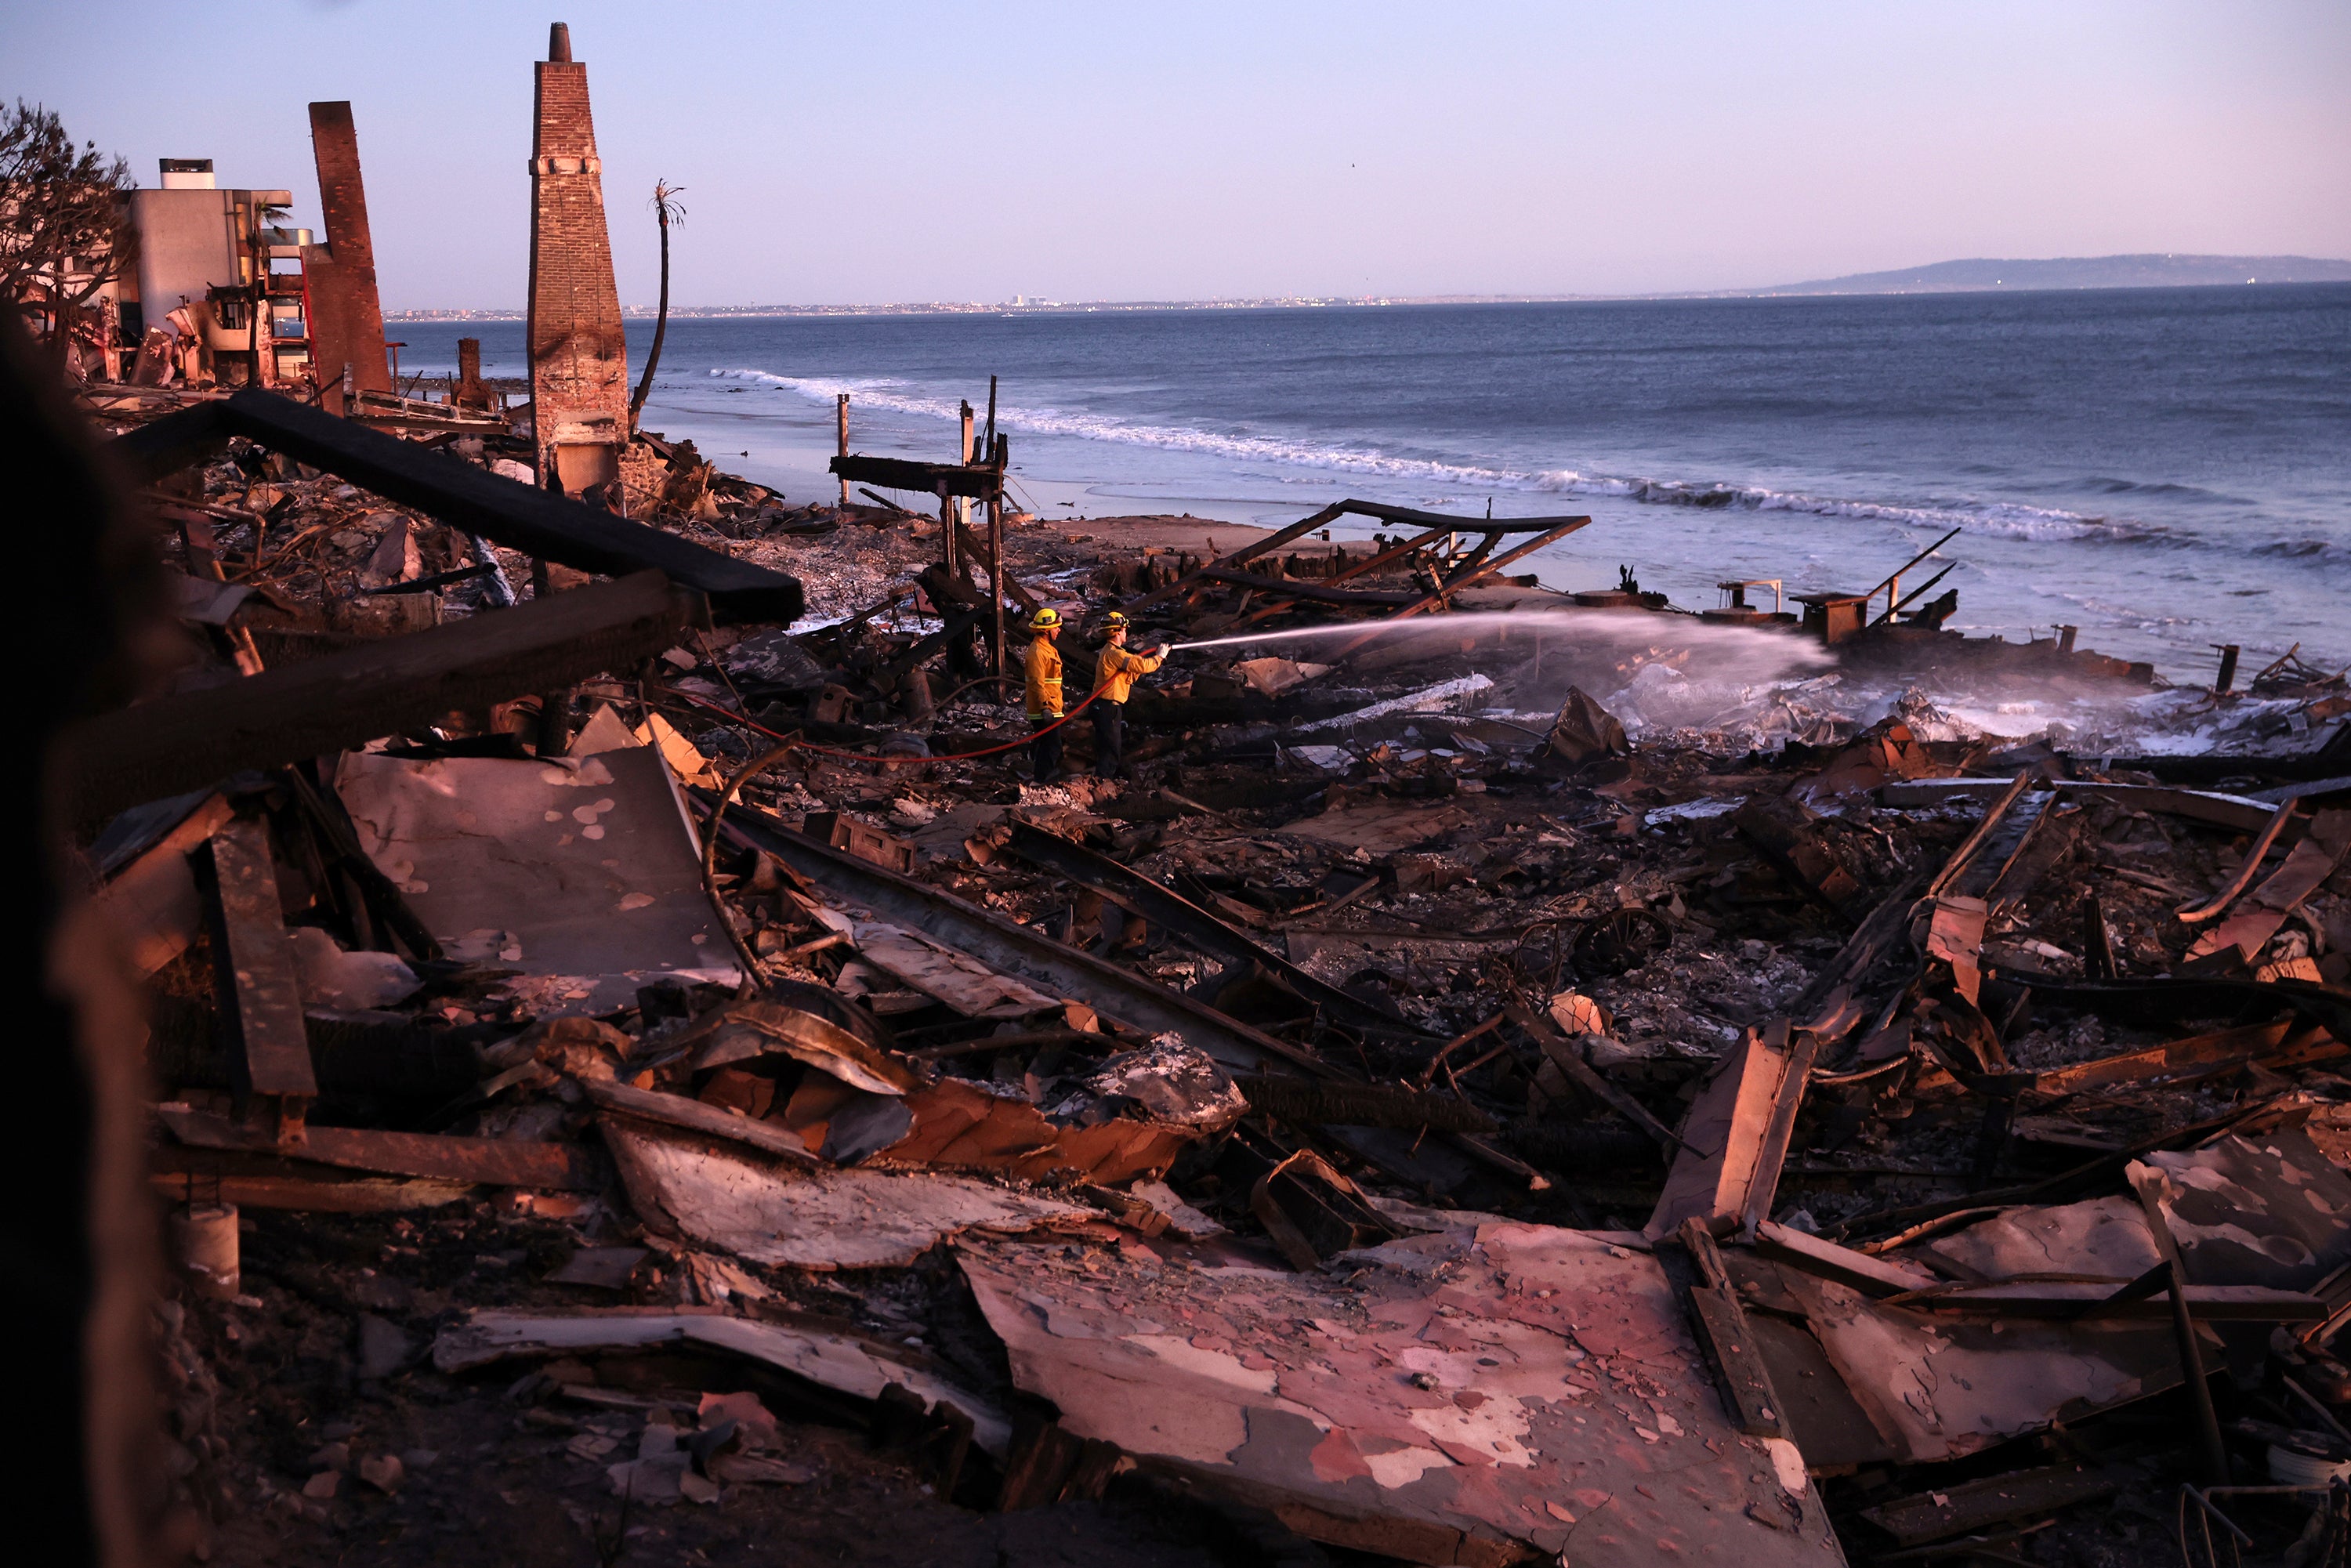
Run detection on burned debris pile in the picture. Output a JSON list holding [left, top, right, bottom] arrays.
[[74, 378, 2351, 1566]]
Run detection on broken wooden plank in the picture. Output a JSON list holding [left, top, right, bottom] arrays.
[[114, 390, 803, 620], [1984, 803, 2085, 914], [155, 1103, 599, 1190], [1740, 1024, 1822, 1241], [1332, 499, 1596, 532], [1742, 1312, 1899, 1472], [195, 817, 315, 1143], [60, 570, 701, 826], [1925, 770, 2036, 899], [848, 919, 1065, 1018], [1646, 1020, 1816, 1241], [1752, 1220, 1938, 1297], [1674, 1219, 1789, 1439], [150, 1146, 472, 1211]]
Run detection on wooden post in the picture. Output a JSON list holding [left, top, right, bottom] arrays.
[[940, 484, 957, 578], [835, 393, 849, 509], [956, 400, 976, 581], [991, 433, 1008, 682]]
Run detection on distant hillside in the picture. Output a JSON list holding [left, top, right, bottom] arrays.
[[1754, 254, 2351, 295]]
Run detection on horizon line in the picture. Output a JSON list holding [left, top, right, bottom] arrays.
[[385, 273, 2351, 322]]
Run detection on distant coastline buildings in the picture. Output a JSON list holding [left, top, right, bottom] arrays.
[[386, 295, 1402, 322]]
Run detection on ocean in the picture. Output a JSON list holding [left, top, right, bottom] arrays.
[[388, 284, 2351, 681]]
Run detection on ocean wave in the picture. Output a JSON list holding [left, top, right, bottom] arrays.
[[2070, 476, 2241, 503], [703, 366, 2179, 549], [2248, 535, 2346, 560]]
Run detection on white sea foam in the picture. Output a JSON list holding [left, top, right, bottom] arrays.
[[705, 366, 2168, 548], [707, 368, 1535, 490]]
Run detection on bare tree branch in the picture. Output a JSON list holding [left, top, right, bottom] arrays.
[[0, 100, 139, 331]]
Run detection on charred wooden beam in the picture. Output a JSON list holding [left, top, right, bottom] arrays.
[[1328, 498, 1596, 532], [828, 452, 999, 500], [60, 570, 703, 826], [112, 389, 802, 621], [194, 817, 316, 1144], [157, 1105, 600, 1190]]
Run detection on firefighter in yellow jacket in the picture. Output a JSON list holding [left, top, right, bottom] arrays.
[[1090, 612, 1167, 780], [1023, 607, 1066, 784]]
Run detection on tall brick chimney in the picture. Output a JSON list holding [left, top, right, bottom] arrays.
[[304, 103, 392, 412], [527, 20, 629, 495]]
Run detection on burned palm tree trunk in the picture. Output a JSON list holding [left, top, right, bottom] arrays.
[[628, 180, 684, 432]]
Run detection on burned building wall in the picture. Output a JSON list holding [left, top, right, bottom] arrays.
[[302, 102, 391, 411], [527, 21, 630, 498]]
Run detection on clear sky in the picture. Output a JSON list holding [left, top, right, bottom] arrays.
[[5, 1, 2346, 309]]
